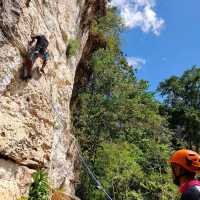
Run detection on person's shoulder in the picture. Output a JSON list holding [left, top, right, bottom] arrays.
[[181, 186, 200, 200]]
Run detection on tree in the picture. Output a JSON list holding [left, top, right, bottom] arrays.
[[72, 5, 176, 200], [76, 142, 177, 200], [158, 66, 200, 151]]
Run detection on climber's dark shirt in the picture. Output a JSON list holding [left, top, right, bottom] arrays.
[[32, 35, 49, 54]]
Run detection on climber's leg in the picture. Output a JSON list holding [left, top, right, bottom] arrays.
[[24, 48, 39, 78], [40, 51, 49, 73], [26, 59, 33, 79], [21, 58, 32, 80]]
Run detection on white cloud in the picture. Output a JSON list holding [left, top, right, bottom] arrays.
[[127, 56, 146, 69], [110, 0, 164, 35]]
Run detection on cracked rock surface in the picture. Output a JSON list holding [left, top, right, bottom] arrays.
[[0, 0, 96, 199]]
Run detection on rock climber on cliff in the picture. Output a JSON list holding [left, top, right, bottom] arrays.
[[169, 149, 200, 200], [22, 34, 49, 79]]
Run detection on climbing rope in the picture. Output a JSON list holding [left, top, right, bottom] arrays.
[[73, 142, 113, 200]]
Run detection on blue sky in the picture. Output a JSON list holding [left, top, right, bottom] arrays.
[[112, 0, 200, 93]]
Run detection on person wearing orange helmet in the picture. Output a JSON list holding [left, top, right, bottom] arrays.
[[169, 149, 200, 200]]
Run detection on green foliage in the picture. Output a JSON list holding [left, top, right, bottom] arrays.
[[72, 46, 170, 158], [158, 66, 200, 150], [66, 39, 80, 57], [76, 142, 177, 200], [91, 8, 122, 52], [72, 6, 177, 200], [28, 170, 49, 200], [73, 48, 175, 199], [91, 143, 145, 200]]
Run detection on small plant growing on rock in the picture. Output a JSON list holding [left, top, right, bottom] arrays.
[[66, 39, 80, 58], [17, 197, 28, 200], [28, 170, 49, 200]]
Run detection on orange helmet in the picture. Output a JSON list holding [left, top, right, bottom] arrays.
[[169, 149, 200, 173]]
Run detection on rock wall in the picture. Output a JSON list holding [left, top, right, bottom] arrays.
[[0, 0, 104, 199]]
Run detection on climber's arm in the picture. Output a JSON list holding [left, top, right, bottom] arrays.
[[29, 37, 35, 46], [29, 35, 39, 46]]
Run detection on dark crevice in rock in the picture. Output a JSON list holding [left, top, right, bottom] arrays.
[[71, 0, 107, 109], [80, 0, 106, 32], [70, 32, 106, 111], [0, 153, 44, 170]]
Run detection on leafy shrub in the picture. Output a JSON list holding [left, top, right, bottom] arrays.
[[66, 39, 80, 57], [28, 170, 49, 200]]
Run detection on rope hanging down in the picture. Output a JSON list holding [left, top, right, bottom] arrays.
[[74, 144, 113, 200]]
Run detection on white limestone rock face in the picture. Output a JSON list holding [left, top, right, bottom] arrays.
[[0, 0, 92, 199], [0, 159, 33, 199]]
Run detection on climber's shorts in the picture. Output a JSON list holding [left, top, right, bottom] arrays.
[[42, 51, 49, 61], [34, 46, 49, 61]]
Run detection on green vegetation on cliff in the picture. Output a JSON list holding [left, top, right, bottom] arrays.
[[28, 170, 49, 200]]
